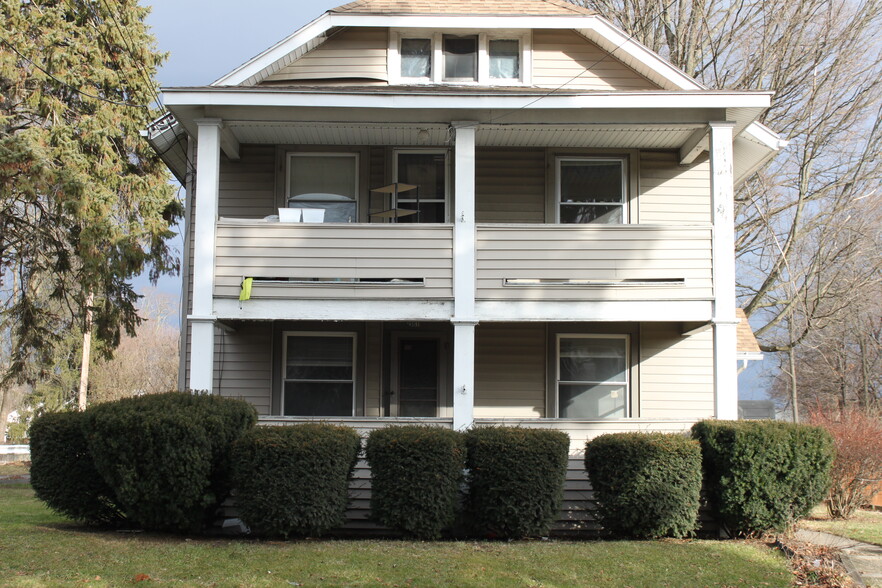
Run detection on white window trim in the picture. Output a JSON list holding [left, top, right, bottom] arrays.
[[285, 152, 359, 215], [281, 331, 357, 417], [555, 334, 630, 419], [389, 29, 531, 85], [555, 156, 629, 224], [393, 149, 450, 222]]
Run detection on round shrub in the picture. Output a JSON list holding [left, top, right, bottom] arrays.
[[692, 419, 834, 535], [584, 432, 702, 538], [84, 392, 257, 533], [465, 427, 570, 539], [365, 426, 465, 539], [29, 411, 125, 526], [231, 424, 361, 537]]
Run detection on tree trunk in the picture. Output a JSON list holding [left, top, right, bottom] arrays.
[[78, 291, 94, 411]]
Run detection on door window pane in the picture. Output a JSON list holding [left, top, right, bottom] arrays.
[[489, 39, 519, 79], [284, 334, 355, 417], [443, 35, 477, 81], [401, 38, 431, 78], [558, 159, 625, 224]]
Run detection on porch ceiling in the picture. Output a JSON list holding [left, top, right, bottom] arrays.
[[225, 120, 704, 149]]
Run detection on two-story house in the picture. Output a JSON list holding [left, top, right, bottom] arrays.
[[147, 0, 782, 451]]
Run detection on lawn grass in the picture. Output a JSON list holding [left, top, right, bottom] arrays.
[[0, 462, 30, 477], [0, 484, 793, 587], [801, 505, 882, 546]]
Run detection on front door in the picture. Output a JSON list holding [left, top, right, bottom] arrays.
[[392, 336, 440, 417]]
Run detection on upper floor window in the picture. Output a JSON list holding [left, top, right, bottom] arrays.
[[556, 157, 627, 224], [393, 31, 529, 84], [286, 153, 358, 223]]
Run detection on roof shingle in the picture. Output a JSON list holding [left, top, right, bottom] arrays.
[[330, 0, 594, 16]]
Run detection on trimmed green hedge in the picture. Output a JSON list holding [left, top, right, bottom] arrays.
[[692, 420, 834, 535], [84, 392, 257, 533], [465, 427, 570, 539], [365, 426, 465, 539], [29, 411, 125, 526], [584, 432, 702, 538], [230, 424, 361, 537]]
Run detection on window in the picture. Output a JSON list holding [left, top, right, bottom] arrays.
[[394, 151, 448, 222], [400, 38, 431, 79], [556, 335, 628, 419], [286, 153, 357, 223], [282, 333, 356, 416], [557, 157, 627, 224], [443, 35, 478, 81], [489, 39, 520, 80]]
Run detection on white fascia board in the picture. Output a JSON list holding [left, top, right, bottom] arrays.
[[214, 298, 454, 321], [579, 16, 705, 91], [212, 13, 332, 86], [475, 300, 713, 322], [164, 89, 772, 112], [744, 121, 788, 150]]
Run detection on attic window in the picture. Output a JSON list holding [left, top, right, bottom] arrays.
[[489, 40, 519, 79], [401, 38, 431, 79], [443, 35, 477, 81]]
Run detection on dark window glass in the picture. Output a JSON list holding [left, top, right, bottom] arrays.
[[443, 35, 477, 81]]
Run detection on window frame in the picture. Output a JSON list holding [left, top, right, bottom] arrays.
[[390, 30, 530, 85], [555, 334, 630, 419], [285, 152, 360, 222], [281, 331, 357, 417], [392, 148, 450, 223], [555, 156, 629, 224]]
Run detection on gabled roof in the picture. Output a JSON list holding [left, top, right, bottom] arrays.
[[331, 0, 593, 15]]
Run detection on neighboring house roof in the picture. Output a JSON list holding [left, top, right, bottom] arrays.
[[736, 308, 763, 360], [330, 0, 594, 15]]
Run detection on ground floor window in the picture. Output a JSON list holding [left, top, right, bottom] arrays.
[[282, 332, 356, 416], [556, 334, 628, 418]]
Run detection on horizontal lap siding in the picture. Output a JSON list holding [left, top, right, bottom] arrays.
[[476, 148, 546, 223], [264, 28, 388, 82], [475, 323, 546, 417], [214, 224, 454, 299], [532, 30, 658, 90], [213, 322, 272, 415], [476, 225, 713, 300], [639, 151, 712, 224], [218, 146, 276, 219], [640, 323, 715, 419]]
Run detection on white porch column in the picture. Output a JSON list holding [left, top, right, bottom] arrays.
[[452, 121, 477, 430], [189, 118, 223, 392], [710, 121, 739, 420]]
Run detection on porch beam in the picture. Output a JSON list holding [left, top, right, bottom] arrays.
[[452, 121, 478, 430], [219, 124, 240, 161], [679, 126, 708, 165], [189, 118, 222, 392], [709, 121, 738, 420]]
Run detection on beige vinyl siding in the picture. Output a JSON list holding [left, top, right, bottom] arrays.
[[364, 322, 383, 417], [639, 151, 712, 224], [639, 323, 715, 419], [263, 28, 388, 83], [211, 322, 273, 415], [214, 222, 454, 299], [532, 30, 658, 90], [218, 146, 276, 218], [476, 225, 713, 300], [474, 323, 546, 417], [476, 148, 546, 223]]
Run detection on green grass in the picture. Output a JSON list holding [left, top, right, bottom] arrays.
[[0, 484, 793, 587], [801, 506, 882, 546], [0, 462, 30, 477]]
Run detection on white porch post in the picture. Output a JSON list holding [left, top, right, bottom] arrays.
[[710, 121, 739, 420], [189, 119, 223, 393], [452, 121, 477, 430]]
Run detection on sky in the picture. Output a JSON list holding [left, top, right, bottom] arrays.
[[138, 0, 774, 401]]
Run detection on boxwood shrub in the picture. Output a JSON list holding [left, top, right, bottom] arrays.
[[365, 426, 465, 539], [692, 419, 834, 535], [465, 427, 570, 539], [230, 424, 361, 537], [584, 432, 702, 538], [84, 392, 257, 533], [29, 411, 125, 526]]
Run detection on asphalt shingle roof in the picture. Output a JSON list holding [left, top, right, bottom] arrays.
[[330, 0, 594, 16]]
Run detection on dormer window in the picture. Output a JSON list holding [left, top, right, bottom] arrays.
[[392, 30, 530, 85]]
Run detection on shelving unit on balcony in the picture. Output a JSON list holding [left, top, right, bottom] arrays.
[[369, 182, 419, 223]]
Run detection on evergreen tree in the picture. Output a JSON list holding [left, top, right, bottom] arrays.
[[0, 0, 181, 395]]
